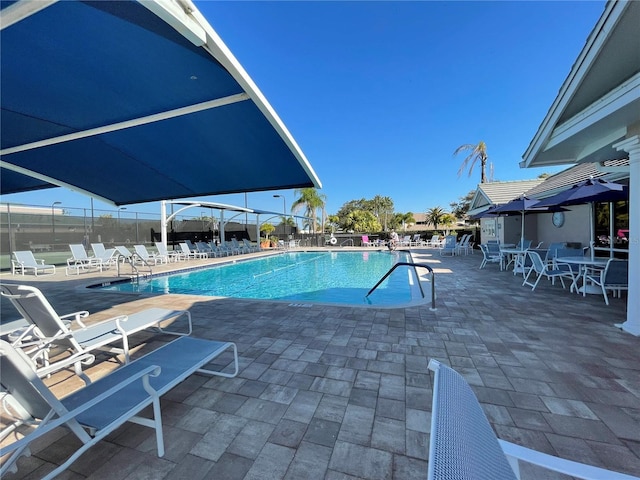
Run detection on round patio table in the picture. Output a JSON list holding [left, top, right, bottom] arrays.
[[554, 256, 609, 294], [500, 247, 528, 275]]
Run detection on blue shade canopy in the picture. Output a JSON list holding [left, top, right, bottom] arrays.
[[534, 178, 628, 208], [0, 0, 321, 206]]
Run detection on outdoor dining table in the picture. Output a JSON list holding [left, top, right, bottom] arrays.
[[500, 247, 528, 275], [554, 256, 609, 294]]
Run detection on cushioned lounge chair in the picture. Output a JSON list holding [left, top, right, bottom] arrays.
[[11, 251, 56, 276], [0, 336, 238, 480], [427, 359, 637, 480], [0, 283, 193, 381]]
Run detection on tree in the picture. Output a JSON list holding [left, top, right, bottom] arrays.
[[449, 190, 476, 219], [392, 212, 415, 232], [453, 141, 489, 183], [370, 195, 394, 231], [426, 207, 446, 230], [292, 188, 326, 234], [343, 210, 381, 233]]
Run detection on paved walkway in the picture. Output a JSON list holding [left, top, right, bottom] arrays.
[[1, 247, 639, 479]]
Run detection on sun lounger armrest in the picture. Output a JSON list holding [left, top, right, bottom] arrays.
[[59, 311, 90, 327], [0, 365, 162, 458], [498, 440, 639, 480]]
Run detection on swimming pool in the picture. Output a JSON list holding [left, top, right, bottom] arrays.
[[98, 251, 423, 306]]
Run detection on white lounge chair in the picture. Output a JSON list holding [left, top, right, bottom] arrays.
[[134, 244, 168, 265], [179, 242, 207, 259], [0, 336, 238, 480], [455, 234, 472, 255], [154, 242, 183, 262], [11, 251, 56, 276], [0, 283, 193, 381], [427, 359, 637, 480], [66, 244, 115, 275]]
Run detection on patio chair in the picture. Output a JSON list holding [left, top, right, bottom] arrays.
[[479, 244, 501, 269], [522, 250, 568, 291], [11, 251, 56, 276], [426, 234, 440, 247], [361, 235, 374, 247], [0, 283, 193, 381], [196, 241, 216, 257], [585, 259, 628, 305], [427, 359, 637, 480], [66, 244, 116, 275], [0, 335, 238, 479], [439, 235, 456, 256], [134, 244, 168, 265]]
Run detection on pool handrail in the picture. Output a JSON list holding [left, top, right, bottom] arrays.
[[366, 262, 436, 311]]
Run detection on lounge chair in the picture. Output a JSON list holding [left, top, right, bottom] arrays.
[[134, 244, 168, 265], [66, 244, 116, 275], [196, 241, 216, 257], [0, 336, 238, 479], [410, 234, 425, 247], [0, 283, 193, 380], [455, 234, 472, 255], [10, 251, 56, 276], [426, 234, 440, 247], [427, 359, 637, 480], [439, 235, 456, 256], [179, 242, 208, 259], [154, 242, 183, 262], [242, 238, 259, 252]]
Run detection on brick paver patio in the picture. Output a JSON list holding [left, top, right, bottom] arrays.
[[1, 247, 638, 479]]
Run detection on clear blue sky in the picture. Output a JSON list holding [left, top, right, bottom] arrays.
[[3, 0, 606, 219]]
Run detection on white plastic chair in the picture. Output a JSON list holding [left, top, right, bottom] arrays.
[[11, 251, 56, 276], [427, 359, 638, 480], [0, 283, 192, 380], [0, 336, 238, 480]]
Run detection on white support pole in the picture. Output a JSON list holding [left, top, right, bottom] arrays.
[[161, 200, 168, 248], [613, 135, 639, 336], [256, 215, 261, 251], [219, 210, 225, 245]]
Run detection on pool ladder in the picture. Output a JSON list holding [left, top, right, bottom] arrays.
[[116, 253, 152, 280], [366, 262, 436, 311]]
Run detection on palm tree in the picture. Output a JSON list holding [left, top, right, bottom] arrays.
[[426, 207, 446, 230], [292, 188, 326, 234], [453, 141, 489, 183]]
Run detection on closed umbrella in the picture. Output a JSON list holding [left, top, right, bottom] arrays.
[[535, 178, 628, 259]]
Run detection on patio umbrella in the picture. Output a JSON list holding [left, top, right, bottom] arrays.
[[491, 195, 547, 246], [534, 178, 628, 259]]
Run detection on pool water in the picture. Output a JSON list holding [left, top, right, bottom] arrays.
[[100, 251, 420, 306]]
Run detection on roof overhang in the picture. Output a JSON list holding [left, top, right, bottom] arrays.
[[521, 0, 640, 169], [0, 0, 321, 206]]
